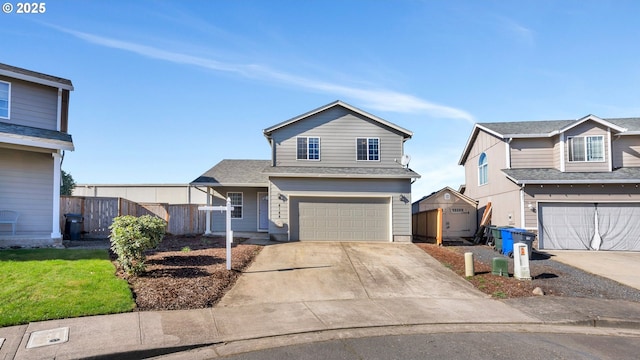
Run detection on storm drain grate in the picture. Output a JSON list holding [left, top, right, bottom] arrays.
[[26, 327, 69, 349]]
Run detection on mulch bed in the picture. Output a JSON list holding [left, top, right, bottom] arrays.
[[114, 235, 262, 311], [415, 242, 536, 298]]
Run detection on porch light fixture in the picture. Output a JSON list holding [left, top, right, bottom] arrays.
[[400, 194, 410, 204], [278, 193, 287, 201]]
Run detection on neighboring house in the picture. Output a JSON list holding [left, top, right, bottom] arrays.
[[191, 100, 420, 242], [413, 186, 477, 238], [72, 184, 208, 204], [0, 63, 74, 247], [459, 114, 640, 251]]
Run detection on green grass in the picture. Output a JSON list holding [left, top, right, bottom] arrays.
[[0, 249, 135, 327]]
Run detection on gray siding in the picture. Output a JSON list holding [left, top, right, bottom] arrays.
[[208, 187, 267, 232], [0, 147, 53, 234], [0, 76, 58, 131], [612, 135, 640, 168], [563, 122, 610, 172], [271, 107, 405, 167], [510, 138, 554, 169], [552, 136, 561, 170], [268, 177, 412, 241]]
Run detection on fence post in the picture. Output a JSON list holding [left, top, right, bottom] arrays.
[[437, 208, 443, 246]]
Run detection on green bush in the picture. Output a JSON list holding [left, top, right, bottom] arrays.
[[109, 215, 167, 275]]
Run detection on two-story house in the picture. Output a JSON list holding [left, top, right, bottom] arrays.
[[0, 63, 74, 247], [191, 100, 420, 242], [459, 115, 640, 251]]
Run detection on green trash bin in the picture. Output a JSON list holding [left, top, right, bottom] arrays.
[[493, 226, 513, 253]]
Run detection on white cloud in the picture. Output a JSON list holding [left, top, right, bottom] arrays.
[[52, 25, 474, 123]]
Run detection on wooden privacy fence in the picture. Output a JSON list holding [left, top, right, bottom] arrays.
[[60, 196, 206, 238], [412, 208, 443, 245]]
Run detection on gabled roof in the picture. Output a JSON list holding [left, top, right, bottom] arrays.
[[502, 167, 640, 185], [263, 100, 413, 140], [190, 159, 270, 187], [459, 115, 639, 165], [413, 186, 477, 206], [0, 63, 74, 90], [0, 122, 74, 151], [262, 166, 420, 179]]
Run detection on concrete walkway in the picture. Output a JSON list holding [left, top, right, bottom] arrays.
[[2, 242, 640, 359], [544, 250, 640, 290]]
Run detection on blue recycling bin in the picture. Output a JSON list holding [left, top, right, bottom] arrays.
[[501, 228, 525, 257]]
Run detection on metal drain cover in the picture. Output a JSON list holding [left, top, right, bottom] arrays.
[[26, 327, 69, 349]]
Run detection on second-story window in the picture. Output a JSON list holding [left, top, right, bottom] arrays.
[[297, 137, 320, 160], [568, 136, 604, 162], [0, 81, 10, 119], [478, 152, 488, 186], [356, 138, 380, 161]]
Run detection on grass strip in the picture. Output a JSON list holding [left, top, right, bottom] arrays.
[[0, 249, 135, 327]]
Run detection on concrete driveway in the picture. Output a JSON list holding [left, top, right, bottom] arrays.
[[543, 250, 640, 290], [215, 242, 537, 331], [218, 242, 485, 307]]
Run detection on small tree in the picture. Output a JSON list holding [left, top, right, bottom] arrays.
[[109, 215, 167, 275], [60, 170, 76, 195]]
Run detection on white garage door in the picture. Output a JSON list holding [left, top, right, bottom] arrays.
[[539, 202, 640, 251], [292, 197, 390, 241]]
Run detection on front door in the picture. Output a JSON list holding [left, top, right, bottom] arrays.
[[258, 192, 269, 231]]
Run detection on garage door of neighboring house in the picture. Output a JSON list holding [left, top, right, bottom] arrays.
[[291, 197, 390, 241], [538, 202, 640, 251]]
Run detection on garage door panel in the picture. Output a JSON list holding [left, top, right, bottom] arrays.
[[293, 197, 389, 241], [539, 202, 640, 251]]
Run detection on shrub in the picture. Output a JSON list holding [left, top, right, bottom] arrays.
[[109, 215, 167, 275]]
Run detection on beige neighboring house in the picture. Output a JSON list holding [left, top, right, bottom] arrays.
[[459, 115, 640, 251], [72, 184, 208, 204], [191, 100, 421, 242], [0, 63, 74, 247], [413, 187, 477, 238]]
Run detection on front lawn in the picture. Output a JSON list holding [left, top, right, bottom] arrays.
[[0, 249, 135, 327]]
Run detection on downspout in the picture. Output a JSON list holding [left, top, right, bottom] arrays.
[[607, 127, 612, 171], [560, 133, 565, 172], [519, 184, 526, 229], [505, 138, 512, 169]]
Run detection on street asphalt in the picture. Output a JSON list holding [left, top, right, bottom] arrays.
[[1, 241, 639, 359]]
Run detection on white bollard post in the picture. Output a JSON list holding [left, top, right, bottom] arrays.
[[226, 197, 232, 271], [464, 252, 475, 277]]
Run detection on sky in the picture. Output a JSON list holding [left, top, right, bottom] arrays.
[[3, 0, 640, 199]]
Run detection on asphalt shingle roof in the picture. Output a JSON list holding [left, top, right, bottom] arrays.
[[191, 160, 421, 186], [191, 160, 271, 186], [479, 118, 640, 136], [502, 167, 640, 184], [0, 121, 73, 144]]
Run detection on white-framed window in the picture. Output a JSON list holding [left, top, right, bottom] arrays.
[[568, 135, 604, 162], [227, 192, 243, 219], [0, 81, 10, 119], [478, 152, 488, 186], [297, 137, 320, 160], [356, 137, 380, 161]]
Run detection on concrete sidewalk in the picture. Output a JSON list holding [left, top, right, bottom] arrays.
[[2, 242, 640, 359]]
